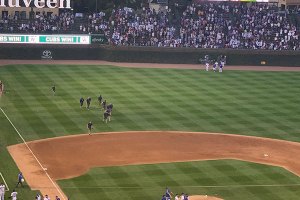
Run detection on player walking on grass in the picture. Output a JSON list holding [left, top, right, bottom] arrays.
[[213, 62, 218, 72], [98, 95, 102, 105], [103, 110, 111, 123], [35, 193, 41, 200], [204, 55, 210, 71], [0, 182, 5, 200], [165, 187, 173, 200], [0, 80, 3, 94], [16, 172, 24, 187], [86, 97, 91, 109], [87, 121, 93, 135], [80, 97, 84, 108], [10, 190, 17, 200], [51, 85, 56, 96], [180, 193, 185, 200], [219, 63, 223, 73], [107, 103, 113, 115], [102, 100, 107, 110]]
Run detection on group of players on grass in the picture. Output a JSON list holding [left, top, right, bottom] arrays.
[[162, 188, 190, 200], [84, 95, 114, 135], [50, 85, 113, 135], [200, 55, 227, 73]]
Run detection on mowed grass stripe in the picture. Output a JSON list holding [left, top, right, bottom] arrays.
[[15, 66, 81, 135], [2, 66, 55, 139], [34, 65, 99, 133], [1, 65, 300, 141], [58, 160, 300, 200]]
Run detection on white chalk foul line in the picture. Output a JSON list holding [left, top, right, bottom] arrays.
[[0, 107, 66, 200], [0, 172, 9, 191], [60, 183, 300, 189]]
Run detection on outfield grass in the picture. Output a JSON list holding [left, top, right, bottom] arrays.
[[1, 65, 300, 141], [1, 64, 300, 199], [58, 160, 300, 200]]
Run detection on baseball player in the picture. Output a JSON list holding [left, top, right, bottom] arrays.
[[87, 121, 93, 135], [213, 62, 218, 72], [103, 110, 111, 123], [219, 55, 226, 72], [10, 190, 17, 200], [0, 80, 3, 93], [0, 182, 5, 200], [86, 97, 91, 109], [161, 195, 166, 200], [102, 100, 107, 110], [55, 196, 61, 200], [44, 194, 50, 200], [16, 172, 24, 187], [35, 193, 41, 200], [107, 103, 113, 115], [80, 97, 84, 108], [219, 62, 223, 73], [174, 194, 180, 200], [98, 95, 103, 105], [184, 194, 189, 200], [204, 55, 210, 71], [165, 187, 173, 200], [51, 85, 56, 95], [180, 193, 185, 200]]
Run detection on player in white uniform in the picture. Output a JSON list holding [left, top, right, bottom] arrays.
[[0, 183, 5, 200], [175, 194, 180, 200], [204, 55, 210, 71], [180, 193, 185, 200], [36, 193, 41, 200], [44, 194, 50, 200], [11, 190, 17, 200]]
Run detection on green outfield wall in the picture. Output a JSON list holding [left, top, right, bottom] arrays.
[[0, 44, 299, 66]]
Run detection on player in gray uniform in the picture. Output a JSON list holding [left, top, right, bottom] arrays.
[[107, 103, 113, 115], [102, 100, 107, 110], [103, 110, 111, 123], [87, 121, 93, 135], [86, 97, 92, 109]]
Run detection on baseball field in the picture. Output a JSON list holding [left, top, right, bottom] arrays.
[[1, 61, 300, 200]]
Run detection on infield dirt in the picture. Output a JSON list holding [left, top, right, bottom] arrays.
[[4, 61, 300, 199], [8, 131, 300, 200]]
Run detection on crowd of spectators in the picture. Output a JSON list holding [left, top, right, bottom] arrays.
[[0, 2, 299, 50], [0, 11, 74, 33], [109, 7, 177, 46], [178, 3, 299, 50]]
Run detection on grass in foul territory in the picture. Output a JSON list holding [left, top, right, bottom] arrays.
[[58, 160, 300, 200], [1, 64, 300, 199]]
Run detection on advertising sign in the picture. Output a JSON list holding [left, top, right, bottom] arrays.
[[0, 0, 71, 9], [0, 34, 91, 44], [90, 34, 108, 45]]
